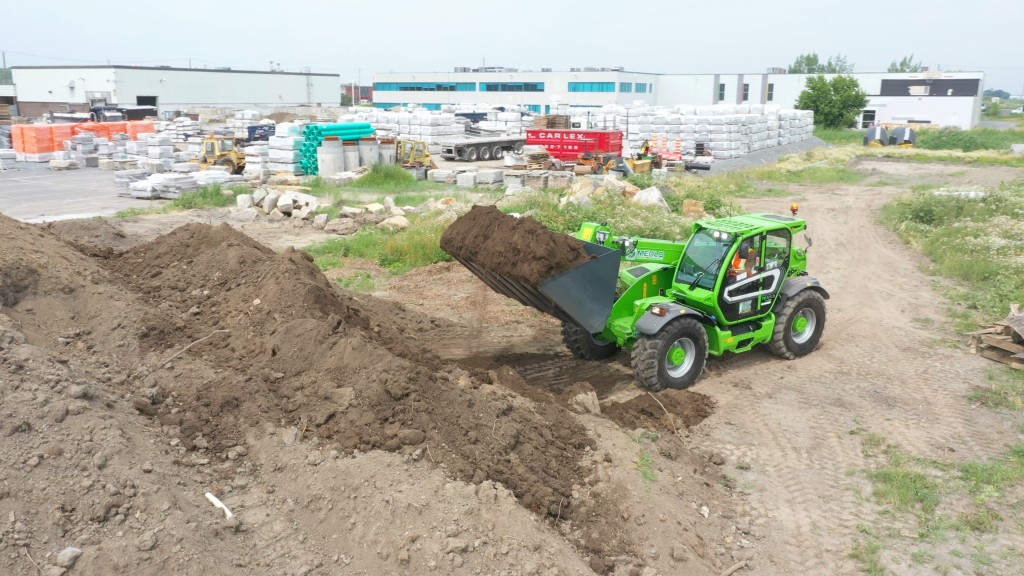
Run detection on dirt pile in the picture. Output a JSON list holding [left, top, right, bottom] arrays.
[[106, 223, 593, 518], [0, 213, 743, 576], [440, 205, 593, 284]]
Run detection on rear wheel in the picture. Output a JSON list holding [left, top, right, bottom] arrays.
[[480, 146, 493, 161], [768, 290, 826, 359], [513, 142, 525, 154], [631, 317, 708, 391], [562, 322, 619, 360], [465, 147, 479, 161], [492, 145, 505, 159]]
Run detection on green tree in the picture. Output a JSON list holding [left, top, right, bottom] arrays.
[[984, 89, 1011, 100], [788, 53, 854, 74], [341, 93, 353, 106], [795, 75, 869, 129], [887, 54, 922, 73]]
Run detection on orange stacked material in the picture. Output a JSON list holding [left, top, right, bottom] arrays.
[[11, 125, 24, 152], [126, 120, 156, 140], [74, 122, 109, 140], [51, 125, 75, 150], [15, 125, 58, 160], [103, 121, 128, 139]]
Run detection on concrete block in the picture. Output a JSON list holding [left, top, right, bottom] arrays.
[[293, 206, 313, 220], [251, 187, 269, 206], [98, 159, 116, 170], [364, 203, 385, 214], [312, 213, 329, 229], [236, 194, 254, 210], [263, 192, 281, 212], [341, 206, 365, 215], [456, 173, 476, 188], [379, 216, 410, 230], [277, 195, 294, 215]]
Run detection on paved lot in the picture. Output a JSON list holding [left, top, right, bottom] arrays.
[[0, 162, 166, 222]]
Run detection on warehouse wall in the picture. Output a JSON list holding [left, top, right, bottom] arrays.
[[12, 66, 340, 115], [372, 71, 659, 110]]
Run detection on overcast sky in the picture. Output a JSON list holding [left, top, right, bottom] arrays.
[[4, 0, 1021, 94]]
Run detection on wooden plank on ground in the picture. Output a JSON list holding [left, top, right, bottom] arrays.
[[982, 334, 1024, 354]]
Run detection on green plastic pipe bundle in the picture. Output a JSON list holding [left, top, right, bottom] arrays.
[[300, 122, 376, 175]]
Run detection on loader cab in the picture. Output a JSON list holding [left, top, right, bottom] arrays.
[[675, 220, 795, 324]]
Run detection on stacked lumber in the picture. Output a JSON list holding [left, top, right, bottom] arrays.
[[534, 115, 569, 129], [969, 304, 1024, 370], [525, 150, 550, 169], [0, 104, 11, 126]]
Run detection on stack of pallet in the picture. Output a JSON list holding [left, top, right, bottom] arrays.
[[525, 149, 550, 169], [969, 304, 1024, 370], [534, 115, 569, 129], [0, 104, 11, 126]]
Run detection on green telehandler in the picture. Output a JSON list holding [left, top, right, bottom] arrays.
[[443, 206, 829, 391]]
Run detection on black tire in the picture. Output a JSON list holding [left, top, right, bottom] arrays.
[[465, 147, 479, 161], [768, 290, 826, 359], [513, 142, 525, 154], [215, 158, 236, 174], [480, 146, 493, 161], [562, 322, 619, 360], [492, 145, 505, 159], [631, 317, 708, 391]]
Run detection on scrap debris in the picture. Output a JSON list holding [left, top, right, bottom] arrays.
[[968, 304, 1024, 370]]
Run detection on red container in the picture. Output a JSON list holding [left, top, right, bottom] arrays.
[[525, 129, 623, 161]]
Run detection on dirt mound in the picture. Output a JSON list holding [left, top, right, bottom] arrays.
[[45, 217, 134, 258], [440, 205, 593, 284], [604, 390, 717, 432], [107, 223, 593, 518]]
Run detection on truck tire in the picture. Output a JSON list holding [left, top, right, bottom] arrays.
[[480, 146, 492, 161], [513, 142, 525, 154], [465, 147, 479, 161], [562, 322, 619, 360], [768, 290, 826, 359], [215, 158, 236, 174], [631, 317, 708, 391], [492, 145, 505, 159]]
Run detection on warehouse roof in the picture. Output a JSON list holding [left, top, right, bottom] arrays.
[[11, 65, 337, 78]]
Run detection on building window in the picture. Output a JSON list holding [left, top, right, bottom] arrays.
[[481, 82, 544, 92], [767, 83, 774, 102], [742, 83, 750, 102], [718, 83, 725, 101], [635, 83, 647, 93], [649, 83, 654, 94], [861, 110, 876, 129], [619, 82, 632, 93], [568, 82, 616, 93], [526, 104, 541, 113], [373, 82, 476, 92]]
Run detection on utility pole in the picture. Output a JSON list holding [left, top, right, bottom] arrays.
[[2, 51, 6, 69]]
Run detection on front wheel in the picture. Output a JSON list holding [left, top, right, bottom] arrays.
[[631, 317, 708, 391], [768, 290, 826, 359], [562, 322, 619, 360]]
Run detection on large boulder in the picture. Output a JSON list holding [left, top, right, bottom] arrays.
[[631, 186, 670, 210], [378, 215, 410, 231]]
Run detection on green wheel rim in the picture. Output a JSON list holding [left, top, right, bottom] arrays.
[[665, 337, 695, 378], [791, 309, 816, 344]]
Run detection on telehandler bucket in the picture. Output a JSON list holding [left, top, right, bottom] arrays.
[[450, 241, 620, 333], [441, 206, 620, 333]]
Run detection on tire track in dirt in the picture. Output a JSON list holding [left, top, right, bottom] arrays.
[[694, 184, 1017, 572]]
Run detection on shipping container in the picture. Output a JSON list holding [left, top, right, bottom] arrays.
[[525, 129, 623, 161]]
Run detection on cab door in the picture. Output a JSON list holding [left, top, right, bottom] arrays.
[[718, 229, 791, 322]]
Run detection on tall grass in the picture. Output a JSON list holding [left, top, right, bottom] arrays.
[[304, 217, 451, 273], [881, 178, 1024, 319], [916, 128, 1024, 152], [814, 127, 863, 145], [172, 183, 248, 210]]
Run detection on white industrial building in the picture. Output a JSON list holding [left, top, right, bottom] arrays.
[[10, 65, 341, 118], [374, 69, 984, 129]]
